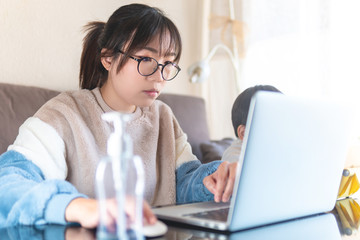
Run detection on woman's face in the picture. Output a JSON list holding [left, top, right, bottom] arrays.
[[100, 33, 177, 113]]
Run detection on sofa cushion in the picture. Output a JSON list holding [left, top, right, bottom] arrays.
[[0, 83, 59, 153], [200, 138, 234, 163], [0, 84, 211, 161], [158, 93, 210, 160]]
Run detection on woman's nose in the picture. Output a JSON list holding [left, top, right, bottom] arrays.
[[148, 66, 163, 82]]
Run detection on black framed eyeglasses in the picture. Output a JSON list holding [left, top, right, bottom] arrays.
[[119, 50, 181, 81]]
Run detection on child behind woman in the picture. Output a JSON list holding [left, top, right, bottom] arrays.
[[222, 85, 282, 162]]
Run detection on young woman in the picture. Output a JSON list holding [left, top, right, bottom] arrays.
[[0, 3, 237, 228]]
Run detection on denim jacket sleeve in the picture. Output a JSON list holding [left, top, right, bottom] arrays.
[[176, 160, 222, 204], [0, 150, 86, 227]]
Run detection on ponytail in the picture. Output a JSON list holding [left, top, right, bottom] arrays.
[[79, 21, 107, 90]]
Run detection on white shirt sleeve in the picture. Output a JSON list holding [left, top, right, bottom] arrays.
[[221, 138, 243, 163], [175, 134, 198, 169], [7, 117, 67, 180]]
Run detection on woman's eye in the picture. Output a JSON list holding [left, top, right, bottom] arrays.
[[141, 57, 153, 62]]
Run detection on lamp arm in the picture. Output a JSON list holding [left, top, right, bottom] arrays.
[[206, 44, 239, 73], [188, 0, 241, 92], [188, 44, 240, 88]]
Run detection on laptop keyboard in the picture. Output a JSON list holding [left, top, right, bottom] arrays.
[[183, 207, 229, 222]]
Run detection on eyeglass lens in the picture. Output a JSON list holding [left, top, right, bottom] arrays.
[[138, 58, 179, 81]]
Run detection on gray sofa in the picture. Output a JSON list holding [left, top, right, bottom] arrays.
[[0, 82, 232, 162]]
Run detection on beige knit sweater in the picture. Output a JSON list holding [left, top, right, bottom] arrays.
[[10, 88, 196, 207]]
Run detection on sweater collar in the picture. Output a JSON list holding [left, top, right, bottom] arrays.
[[91, 87, 142, 120]]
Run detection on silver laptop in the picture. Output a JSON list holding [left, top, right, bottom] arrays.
[[153, 91, 351, 231]]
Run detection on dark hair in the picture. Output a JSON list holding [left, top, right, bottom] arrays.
[[231, 85, 281, 137], [79, 4, 182, 89]]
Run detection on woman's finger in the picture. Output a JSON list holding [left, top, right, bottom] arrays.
[[222, 162, 237, 202], [143, 201, 157, 225], [203, 174, 217, 195], [215, 162, 231, 201]]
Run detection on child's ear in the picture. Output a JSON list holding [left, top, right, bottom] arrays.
[[237, 125, 246, 140], [100, 48, 112, 71]]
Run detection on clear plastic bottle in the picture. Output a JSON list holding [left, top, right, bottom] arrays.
[[96, 112, 126, 239], [96, 112, 145, 240]]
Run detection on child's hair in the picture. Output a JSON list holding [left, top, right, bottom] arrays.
[[79, 3, 182, 90], [231, 85, 281, 137]]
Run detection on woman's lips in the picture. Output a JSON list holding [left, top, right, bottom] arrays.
[[143, 89, 159, 98]]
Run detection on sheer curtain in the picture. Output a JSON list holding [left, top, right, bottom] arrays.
[[240, 0, 360, 160], [203, 0, 360, 150], [201, 0, 244, 139]]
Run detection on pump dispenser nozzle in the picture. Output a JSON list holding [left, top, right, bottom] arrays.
[[102, 112, 124, 158]]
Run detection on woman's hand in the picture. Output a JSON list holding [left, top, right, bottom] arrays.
[[65, 198, 101, 228], [65, 198, 157, 229], [203, 161, 238, 202], [142, 200, 157, 225]]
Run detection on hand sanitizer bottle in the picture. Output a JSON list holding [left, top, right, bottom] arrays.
[[96, 112, 127, 239], [96, 112, 145, 240]]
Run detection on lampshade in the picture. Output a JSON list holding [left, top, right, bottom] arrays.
[[188, 43, 240, 86], [188, 59, 211, 83]]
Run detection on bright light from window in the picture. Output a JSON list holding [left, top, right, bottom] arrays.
[[241, 0, 360, 140]]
